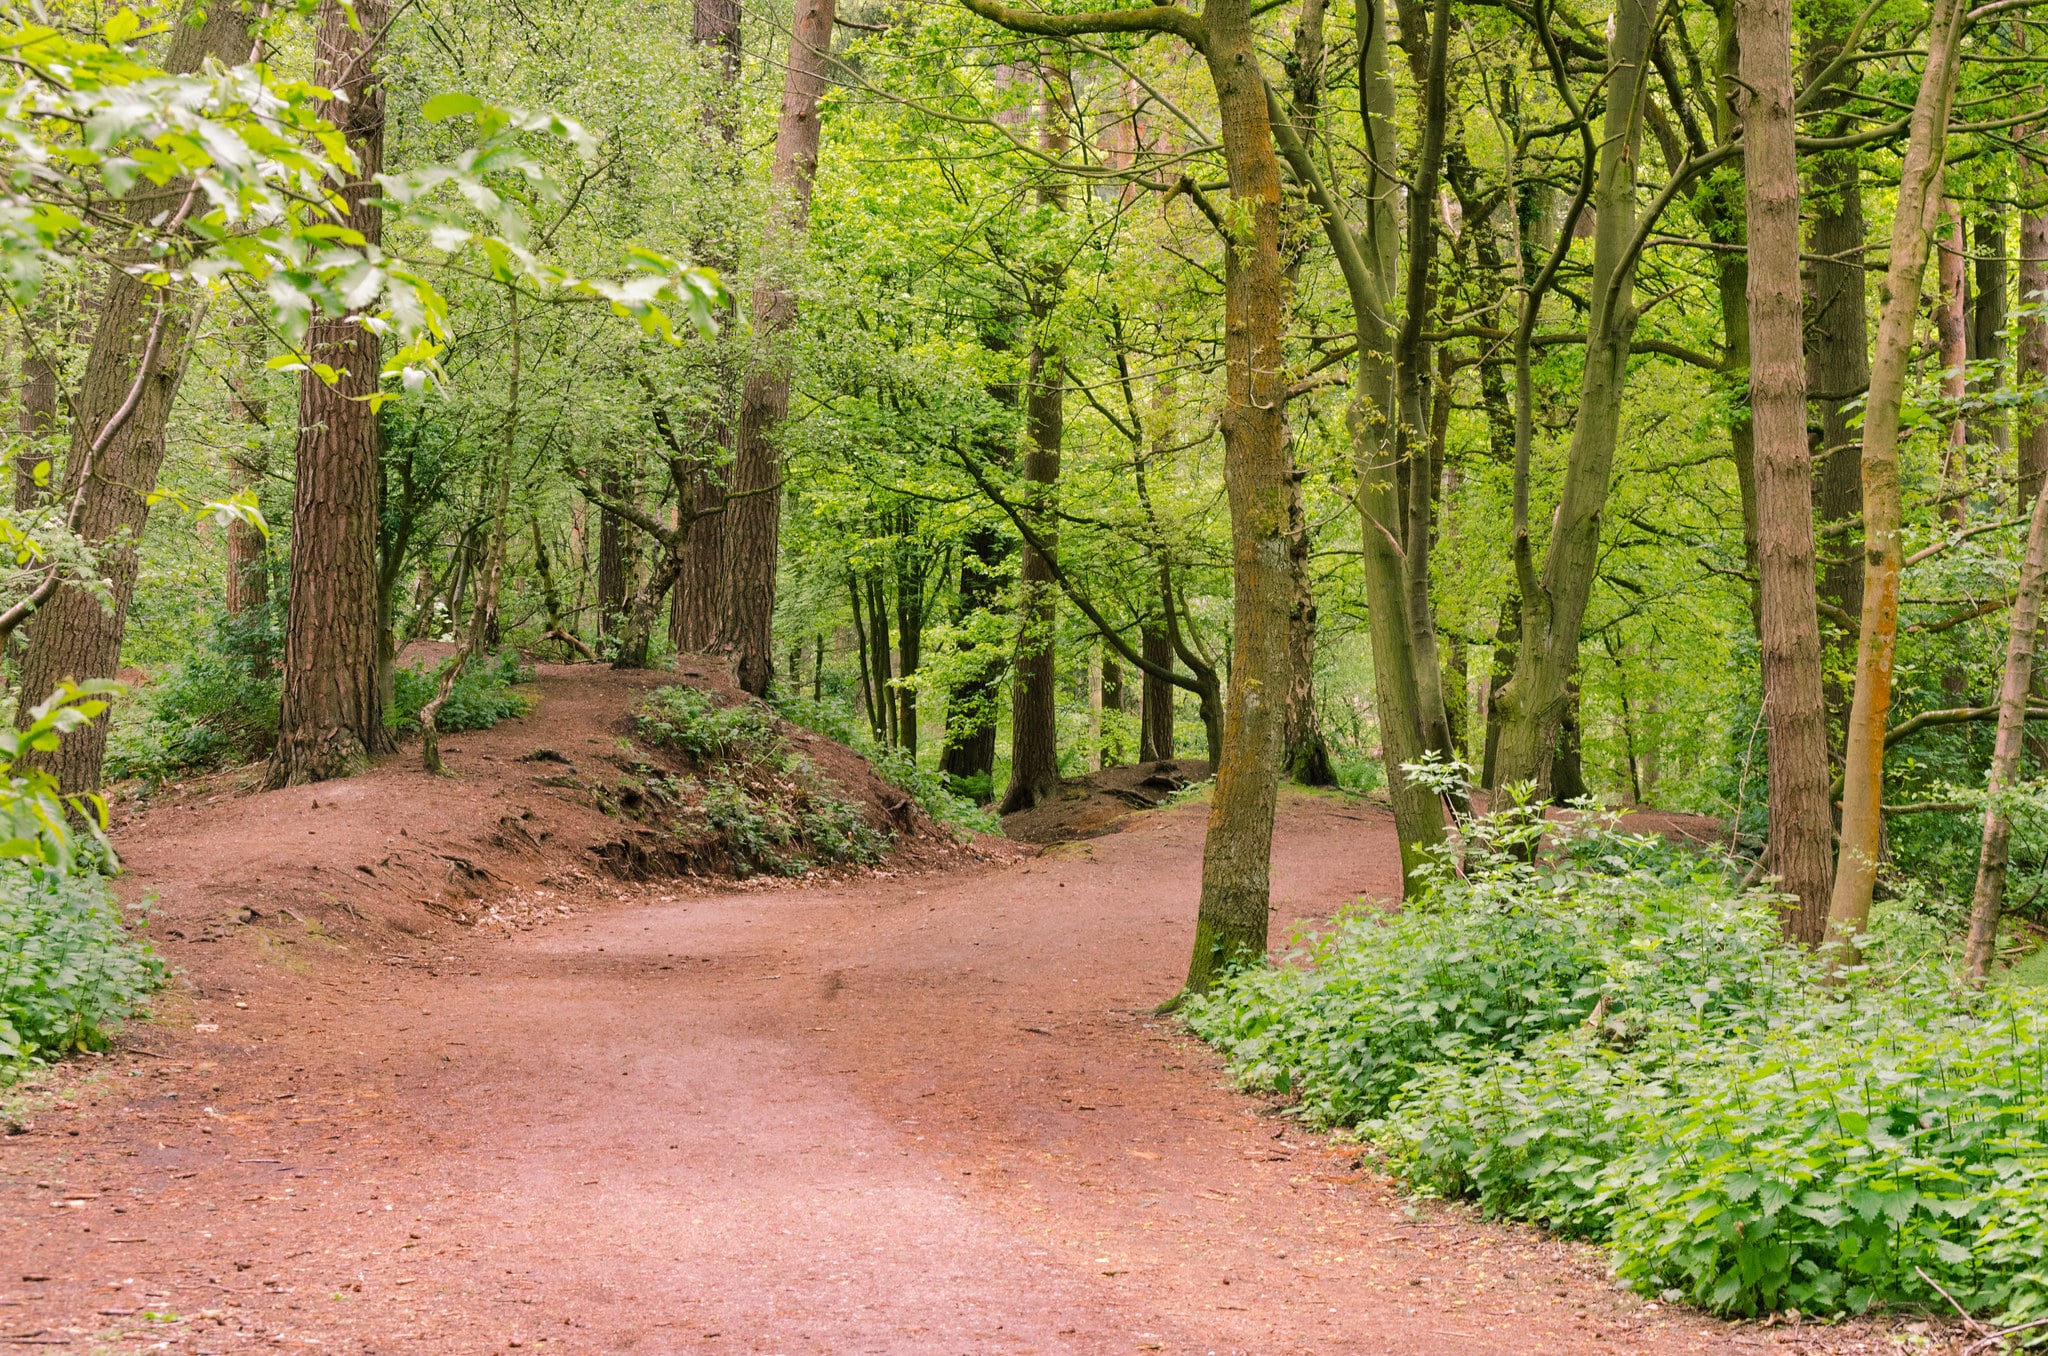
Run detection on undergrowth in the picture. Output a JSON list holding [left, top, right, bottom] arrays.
[[1184, 778, 2048, 1331], [110, 615, 532, 782], [3, 686, 164, 1085], [633, 685, 891, 876], [767, 689, 998, 837], [391, 649, 533, 733]]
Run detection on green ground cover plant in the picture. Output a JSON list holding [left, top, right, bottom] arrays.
[[1185, 782, 2048, 1330], [2, 686, 164, 1084], [767, 689, 998, 837], [634, 685, 893, 876]]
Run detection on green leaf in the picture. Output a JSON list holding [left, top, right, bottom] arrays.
[[421, 93, 484, 122]]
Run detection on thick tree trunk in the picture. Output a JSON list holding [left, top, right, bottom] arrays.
[[719, 0, 835, 695], [999, 335, 1063, 813], [670, 0, 742, 660], [939, 525, 1003, 783], [1826, 0, 1969, 954], [1738, 0, 1835, 943], [1139, 619, 1174, 760], [1179, 0, 1294, 996], [268, 0, 394, 787], [1489, 0, 1654, 795], [1963, 473, 2048, 980], [14, 0, 251, 791]]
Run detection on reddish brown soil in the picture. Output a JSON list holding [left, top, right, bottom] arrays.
[[1001, 760, 1212, 845], [2, 677, 1927, 1353]]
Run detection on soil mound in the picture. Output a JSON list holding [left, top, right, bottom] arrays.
[[1000, 758, 1211, 845], [107, 658, 987, 953]]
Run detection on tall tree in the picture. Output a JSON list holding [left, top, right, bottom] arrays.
[[268, 0, 396, 786], [14, 0, 253, 790], [1736, 0, 1834, 942], [962, 0, 1298, 996], [1826, 0, 1971, 953], [2020, 175, 2047, 505], [719, 0, 836, 694]]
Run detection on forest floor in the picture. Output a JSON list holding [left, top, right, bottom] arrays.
[[0, 667, 1948, 1354]]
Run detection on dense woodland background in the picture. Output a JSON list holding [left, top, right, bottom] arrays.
[[0, 0, 2046, 968]]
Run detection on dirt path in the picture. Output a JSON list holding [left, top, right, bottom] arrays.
[[4, 792, 1898, 1354]]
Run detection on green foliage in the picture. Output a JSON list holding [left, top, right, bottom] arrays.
[[1, 682, 119, 870], [109, 611, 280, 782], [768, 689, 999, 837], [0, 863, 165, 1080], [637, 685, 782, 762], [633, 685, 892, 877], [391, 650, 533, 734], [1186, 800, 2048, 1327]]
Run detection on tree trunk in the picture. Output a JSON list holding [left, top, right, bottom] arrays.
[[2020, 188, 2048, 505], [267, 0, 394, 787], [939, 524, 1003, 783], [670, 0, 743, 660], [1806, 136, 1868, 740], [1738, 0, 1835, 942], [1973, 215, 2009, 457], [1283, 438, 1335, 786], [1826, 0, 1970, 955], [597, 470, 630, 639], [15, 340, 55, 510], [1481, 590, 1518, 790], [1139, 619, 1174, 760], [719, 0, 835, 696], [895, 526, 923, 756], [14, 0, 251, 791], [1101, 651, 1124, 766], [1963, 473, 2048, 980], [1179, 0, 1294, 996], [1489, 0, 1654, 796], [999, 334, 1063, 812], [1936, 204, 1969, 521]]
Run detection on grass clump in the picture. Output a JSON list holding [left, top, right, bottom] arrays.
[[633, 685, 892, 877], [1185, 782, 2048, 1328]]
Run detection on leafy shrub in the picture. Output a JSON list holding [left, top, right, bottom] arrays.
[[1185, 789, 2048, 1327], [1, 687, 164, 1085], [0, 864, 165, 1078], [768, 689, 998, 837], [108, 610, 280, 782], [391, 649, 533, 733], [633, 686, 894, 876], [637, 685, 783, 762]]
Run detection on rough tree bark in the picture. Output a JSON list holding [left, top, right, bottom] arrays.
[[267, 0, 395, 787], [1737, 0, 1835, 943], [15, 0, 252, 791], [1139, 620, 1175, 761], [596, 469, 630, 638], [719, 0, 836, 695], [1826, 0, 1970, 955], [1963, 472, 2048, 981], [670, 0, 743, 657]]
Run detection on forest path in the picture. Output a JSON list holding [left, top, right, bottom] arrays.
[[6, 793, 1843, 1354]]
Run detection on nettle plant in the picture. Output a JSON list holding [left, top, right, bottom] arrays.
[[1188, 763, 2048, 1328]]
